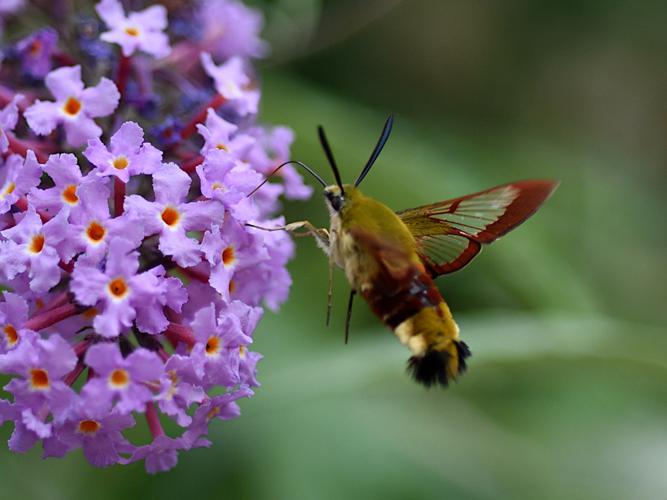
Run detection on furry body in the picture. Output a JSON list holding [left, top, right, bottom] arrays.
[[325, 185, 469, 386]]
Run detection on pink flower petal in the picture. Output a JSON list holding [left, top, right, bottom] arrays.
[[80, 77, 120, 118], [24, 100, 60, 135], [95, 0, 125, 28], [44, 65, 83, 101]]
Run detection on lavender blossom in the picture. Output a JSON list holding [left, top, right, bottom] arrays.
[[70, 238, 173, 338], [0, 0, 25, 16], [197, 0, 269, 60], [84, 121, 162, 183], [28, 153, 108, 219], [124, 163, 224, 267], [82, 342, 164, 414], [0, 0, 312, 473], [0, 206, 70, 293], [0, 151, 41, 214], [24, 65, 120, 147], [0, 93, 23, 153], [96, 0, 171, 59], [14, 28, 58, 80], [43, 389, 135, 467], [201, 53, 259, 116], [0, 292, 28, 352]]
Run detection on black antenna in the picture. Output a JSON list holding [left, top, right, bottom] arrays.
[[354, 114, 394, 187], [247, 160, 326, 198], [318, 125, 345, 195]]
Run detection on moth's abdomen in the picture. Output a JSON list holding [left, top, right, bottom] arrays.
[[363, 271, 440, 329], [361, 267, 471, 387]]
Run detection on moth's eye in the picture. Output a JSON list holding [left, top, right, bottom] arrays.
[[330, 195, 343, 211], [325, 191, 343, 211]]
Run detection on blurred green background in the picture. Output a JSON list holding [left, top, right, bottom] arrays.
[[2, 1, 666, 498]]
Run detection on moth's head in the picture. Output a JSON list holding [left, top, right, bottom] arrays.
[[324, 184, 357, 213]]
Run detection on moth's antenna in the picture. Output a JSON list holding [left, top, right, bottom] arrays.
[[247, 160, 326, 197], [354, 114, 394, 187], [318, 125, 345, 195]]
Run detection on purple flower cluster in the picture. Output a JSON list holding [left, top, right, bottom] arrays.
[[0, 0, 308, 472]]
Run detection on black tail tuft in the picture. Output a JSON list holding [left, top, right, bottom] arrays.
[[407, 349, 449, 387], [407, 341, 471, 388], [457, 341, 471, 374]]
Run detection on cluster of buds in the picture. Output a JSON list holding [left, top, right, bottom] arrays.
[[0, 0, 310, 472]]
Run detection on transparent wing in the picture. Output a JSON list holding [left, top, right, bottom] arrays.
[[397, 180, 558, 276]]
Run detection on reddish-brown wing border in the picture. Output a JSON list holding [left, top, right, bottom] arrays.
[[397, 180, 558, 276]]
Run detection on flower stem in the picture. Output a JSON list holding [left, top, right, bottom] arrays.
[[114, 177, 125, 216], [40, 291, 70, 312], [7, 133, 50, 163], [145, 402, 164, 438], [53, 51, 77, 66], [73, 338, 91, 358], [164, 322, 196, 348], [63, 361, 85, 386], [24, 302, 78, 331], [157, 348, 170, 363], [116, 54, 132, 99], [58, 260, 74, 273], [176, 264, 209, 284], [14, 197, 51, 223], [180, 94, 226, 141], [180, 154, 204, 174]]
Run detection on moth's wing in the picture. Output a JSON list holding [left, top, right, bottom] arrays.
[[397, 180, 558, 277], [347, 227, 418, 296]]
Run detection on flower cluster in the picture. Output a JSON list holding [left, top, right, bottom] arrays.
[[0, 0, 308, 473]]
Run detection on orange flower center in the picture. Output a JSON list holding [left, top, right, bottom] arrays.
[[222, 246, 235, 266], [82, 307, 98, 320], [86, 221, 106, 243], [30, 368, 50, 390], [239, 345, 246, 358], [62, 184, 79, 204], [107, 277, 129, 300], [29, 40, 42, 56], [205, 336, 221, 356], [78, 420, 101, 435], [29, 234, 45, 254], [124, 27, 140, 37], [215, 143, 228, 151], [108, 368, 130, 388], [211, 182, 225, 191], [161, 206, 180, 227], [112, 156, 129, 170], [206, 406, 221, 421], [228, 280, 236, 294], [63, 97, 82, 116], [3, 324, 18, 346], [1, 182, 16, 199], [166, 370, 179, 397]]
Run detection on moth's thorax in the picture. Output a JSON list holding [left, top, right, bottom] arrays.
[[325, 184, 420, 290]]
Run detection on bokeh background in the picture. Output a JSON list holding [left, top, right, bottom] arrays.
[[2, 1, 666, 498]]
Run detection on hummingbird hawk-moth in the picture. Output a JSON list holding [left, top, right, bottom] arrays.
[[250, 116, 558, 387]]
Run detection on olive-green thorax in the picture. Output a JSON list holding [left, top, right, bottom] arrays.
[[327, 184, 421, 290], [336, 185, 417, 251]]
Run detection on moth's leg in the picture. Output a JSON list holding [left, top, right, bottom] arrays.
[[246, 221, 329, 249], [249, 221, 334, 320], [325, 256, 334, 327], [344, 289, 356, 345]]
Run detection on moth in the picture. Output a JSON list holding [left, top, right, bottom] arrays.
[[249, 116, 558, 387]]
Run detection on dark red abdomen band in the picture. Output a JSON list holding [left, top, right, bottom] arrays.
[[361, 268, 443, 329]]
